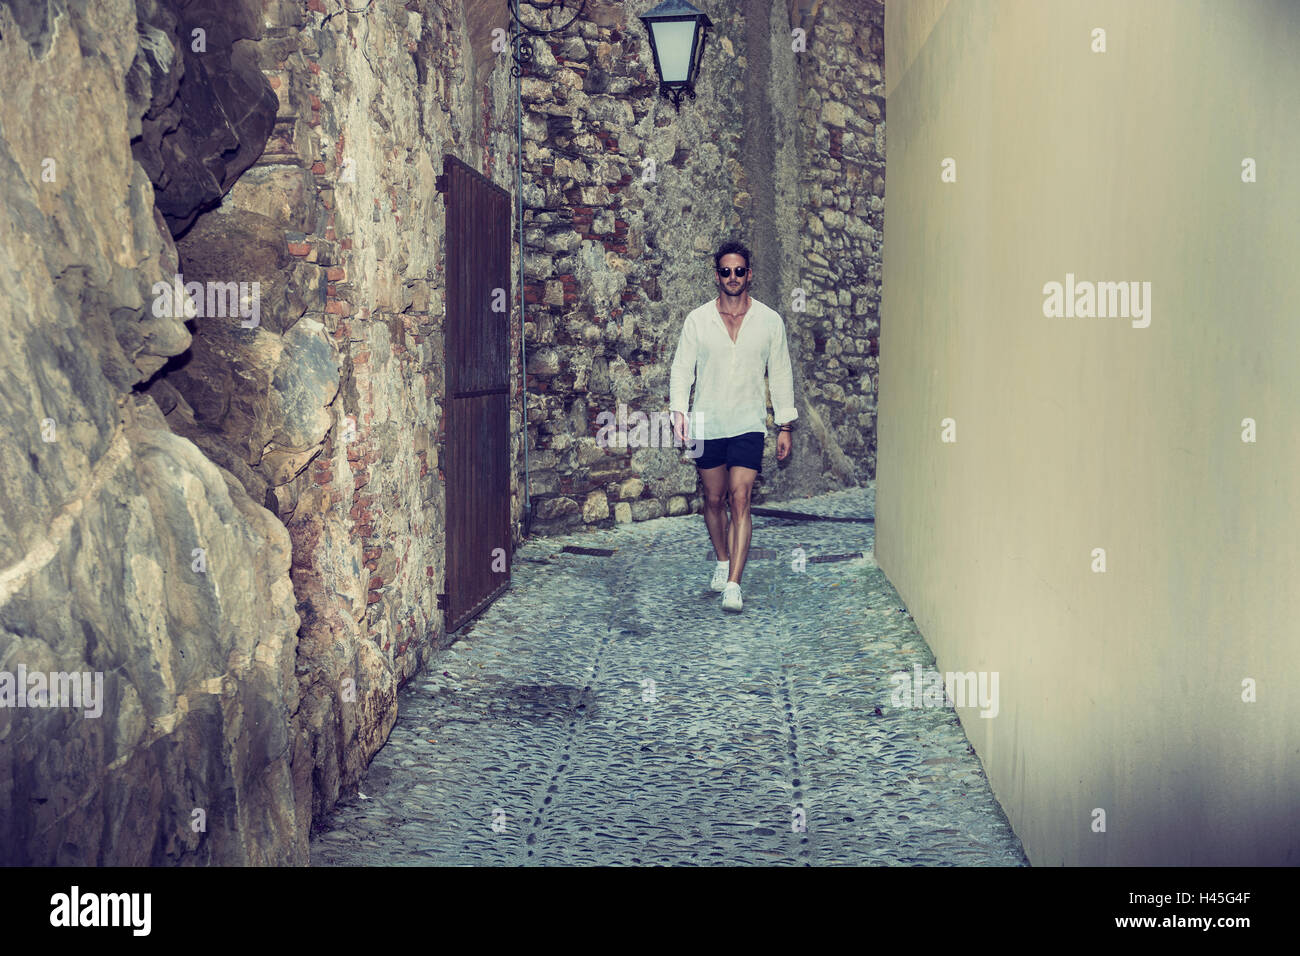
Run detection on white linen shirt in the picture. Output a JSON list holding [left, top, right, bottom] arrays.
[[669, 296, 799, 440]]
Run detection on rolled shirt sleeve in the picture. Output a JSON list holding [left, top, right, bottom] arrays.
[[768, 312, 798, 425], [668, 311, 697, 416]]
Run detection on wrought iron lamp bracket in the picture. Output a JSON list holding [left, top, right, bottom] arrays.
[[662, 85, 697, 111], [508, 0, 588, 78]]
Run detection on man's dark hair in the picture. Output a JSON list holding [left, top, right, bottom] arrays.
[[713, 241, 752, 272]]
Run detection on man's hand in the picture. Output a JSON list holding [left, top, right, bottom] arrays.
[[672, 411, 689, 444], [776, 430, 792, 461]]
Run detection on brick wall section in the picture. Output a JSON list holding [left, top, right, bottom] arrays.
[[238, 0, 519, 828]]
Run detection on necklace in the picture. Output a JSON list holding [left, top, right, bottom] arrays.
[[718, 298, 749, 321]]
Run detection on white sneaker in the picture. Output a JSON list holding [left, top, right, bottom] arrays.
[[710, 561, 730, 591], [722, 582, 743, 612]]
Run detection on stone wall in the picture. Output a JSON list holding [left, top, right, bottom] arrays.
[[791, 0, 884, 483], [519, 0, 742, 530], [516, 0, 884, 535]]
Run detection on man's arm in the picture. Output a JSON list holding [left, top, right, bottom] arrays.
[[768, 312, 798, 428], [669, 311, 698, 439]]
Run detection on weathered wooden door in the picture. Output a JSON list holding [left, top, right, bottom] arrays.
[[438, 154, 512, 633]]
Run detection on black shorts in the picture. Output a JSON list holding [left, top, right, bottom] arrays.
[[693, 431, 764, 474]]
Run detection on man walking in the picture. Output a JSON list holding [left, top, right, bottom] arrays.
[[669, 240, 798, 613]]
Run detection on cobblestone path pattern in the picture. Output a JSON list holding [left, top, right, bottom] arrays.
[[313, 488, 1028, 866]]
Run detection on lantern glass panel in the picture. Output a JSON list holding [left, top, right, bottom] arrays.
[[650, 20, 696, 83]]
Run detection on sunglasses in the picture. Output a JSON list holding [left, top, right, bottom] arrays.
[[717, 267, 748, 278]]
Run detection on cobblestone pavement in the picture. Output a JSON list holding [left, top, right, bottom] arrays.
[[311, 486, 1028, 866]]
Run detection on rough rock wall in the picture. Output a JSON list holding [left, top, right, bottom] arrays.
[[0, 0, 301, 864], [517, 0, 885, 535], [0, 0, 518, 863]]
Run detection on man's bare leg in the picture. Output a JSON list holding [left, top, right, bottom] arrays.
[[699, 464, 731, 562], [726, 466, 757, 584]]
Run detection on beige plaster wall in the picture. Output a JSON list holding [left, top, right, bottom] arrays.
[[878, 0, 1300, 865]]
